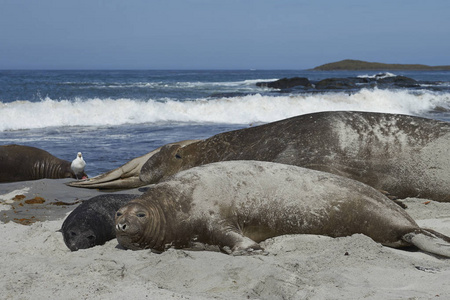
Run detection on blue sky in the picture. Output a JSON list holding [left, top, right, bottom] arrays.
[[1, 0, 449, 69]]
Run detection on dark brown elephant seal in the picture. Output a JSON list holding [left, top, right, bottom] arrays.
[[117, 161, 450, 257], [140, 111, 450, 202], [0, 144, 86, 183]]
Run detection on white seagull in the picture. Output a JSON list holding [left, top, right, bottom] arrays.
[[71, 152, 86, 179]]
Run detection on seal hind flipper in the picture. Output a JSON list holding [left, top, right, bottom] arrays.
[[402, 230, 450, 258], [67, 140, 199, 190], [67, 176, 144, 190], [67, 156, 148, 189]]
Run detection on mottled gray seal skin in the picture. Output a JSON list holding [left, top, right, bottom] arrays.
[[118, 161, 450, 257], [61, 194, 137, 251], [140, 111, 450, 202], [67, 140, 199, 190], [0, 144, 86, 183]]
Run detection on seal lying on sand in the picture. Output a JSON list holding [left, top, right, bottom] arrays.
[[0, 144, 86, 183], [67, 140, 198, 189], [140, 111, 450, 202], [61, 194, 137, 251], [116, 161, 450, 257]]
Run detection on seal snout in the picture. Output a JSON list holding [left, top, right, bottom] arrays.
[[116, 222, 128, 232], [115, 210, 130, 232], [115, 204, 147, 236]]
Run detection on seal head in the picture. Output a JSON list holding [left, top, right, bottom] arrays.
[[61, 194, 136, 251], [139, 144, 185, 184], [62, 225, 98, 251], [116, 202, 168, 251]]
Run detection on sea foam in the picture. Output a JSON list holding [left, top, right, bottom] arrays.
[[1, 89, 449, 131]]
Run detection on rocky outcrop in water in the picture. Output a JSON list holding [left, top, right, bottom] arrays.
[[256, 77, 312, 89], [256, 74, 419, 91]]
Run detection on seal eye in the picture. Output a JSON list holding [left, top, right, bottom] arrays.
[[137, 213, 146, 218], [116, 212, 122, 217], [175, 154, 182, 159], [87, 235, 95, 241], [70, 231, 77, 237]]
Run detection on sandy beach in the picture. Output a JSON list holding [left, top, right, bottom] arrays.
[[1, 179, 450, 300]]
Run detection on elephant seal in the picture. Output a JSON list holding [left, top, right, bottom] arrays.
[[67, 140, 199, 189], [140, 111, 450, 202], [61, 194, 137, 251], [117, 161, 450, 257], [0, 144, 86, 183]]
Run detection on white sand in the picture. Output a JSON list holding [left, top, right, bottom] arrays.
[[1, 181, 450, 299]]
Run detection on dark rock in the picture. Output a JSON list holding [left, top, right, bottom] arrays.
[[377, 76, 419, 87], [256, 77, 311, 89], [209, 92, 249, 98], [348, 77, 372, 84], [315, 78, 358, 90]]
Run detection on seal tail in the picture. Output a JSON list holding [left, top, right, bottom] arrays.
[[402, 229, 450, 258]]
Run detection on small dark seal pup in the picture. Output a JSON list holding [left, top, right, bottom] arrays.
[[61, 194, 136, 251], [0, 144, 87, 182], [140, 111, 450, 202], [116, 161, 450, 257]]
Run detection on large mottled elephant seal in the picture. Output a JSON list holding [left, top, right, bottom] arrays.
[[117, 161, 450, 257], [140, 111, 450, 202], [67, 140, 199, 189], [61, 194, 137, 251], [0, 144, 86, 183]]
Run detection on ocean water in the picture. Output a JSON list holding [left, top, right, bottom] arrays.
[[1, 69, 450, 176]]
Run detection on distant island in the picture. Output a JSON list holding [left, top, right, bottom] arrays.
[[312, 59, 450, 71]]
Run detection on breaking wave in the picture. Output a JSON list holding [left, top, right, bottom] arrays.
[[1, 88, 449, 131]]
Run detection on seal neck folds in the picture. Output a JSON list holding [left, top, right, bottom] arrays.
[[32, 159, 72, 180]]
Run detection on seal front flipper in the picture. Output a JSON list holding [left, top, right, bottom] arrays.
[[402, 229, 450, 258], [211, 222, 264, 255], [217, 230, 263, 255]]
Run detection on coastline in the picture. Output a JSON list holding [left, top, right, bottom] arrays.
[[312, 59, 450, 71], [1, 179, 450, 299]]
